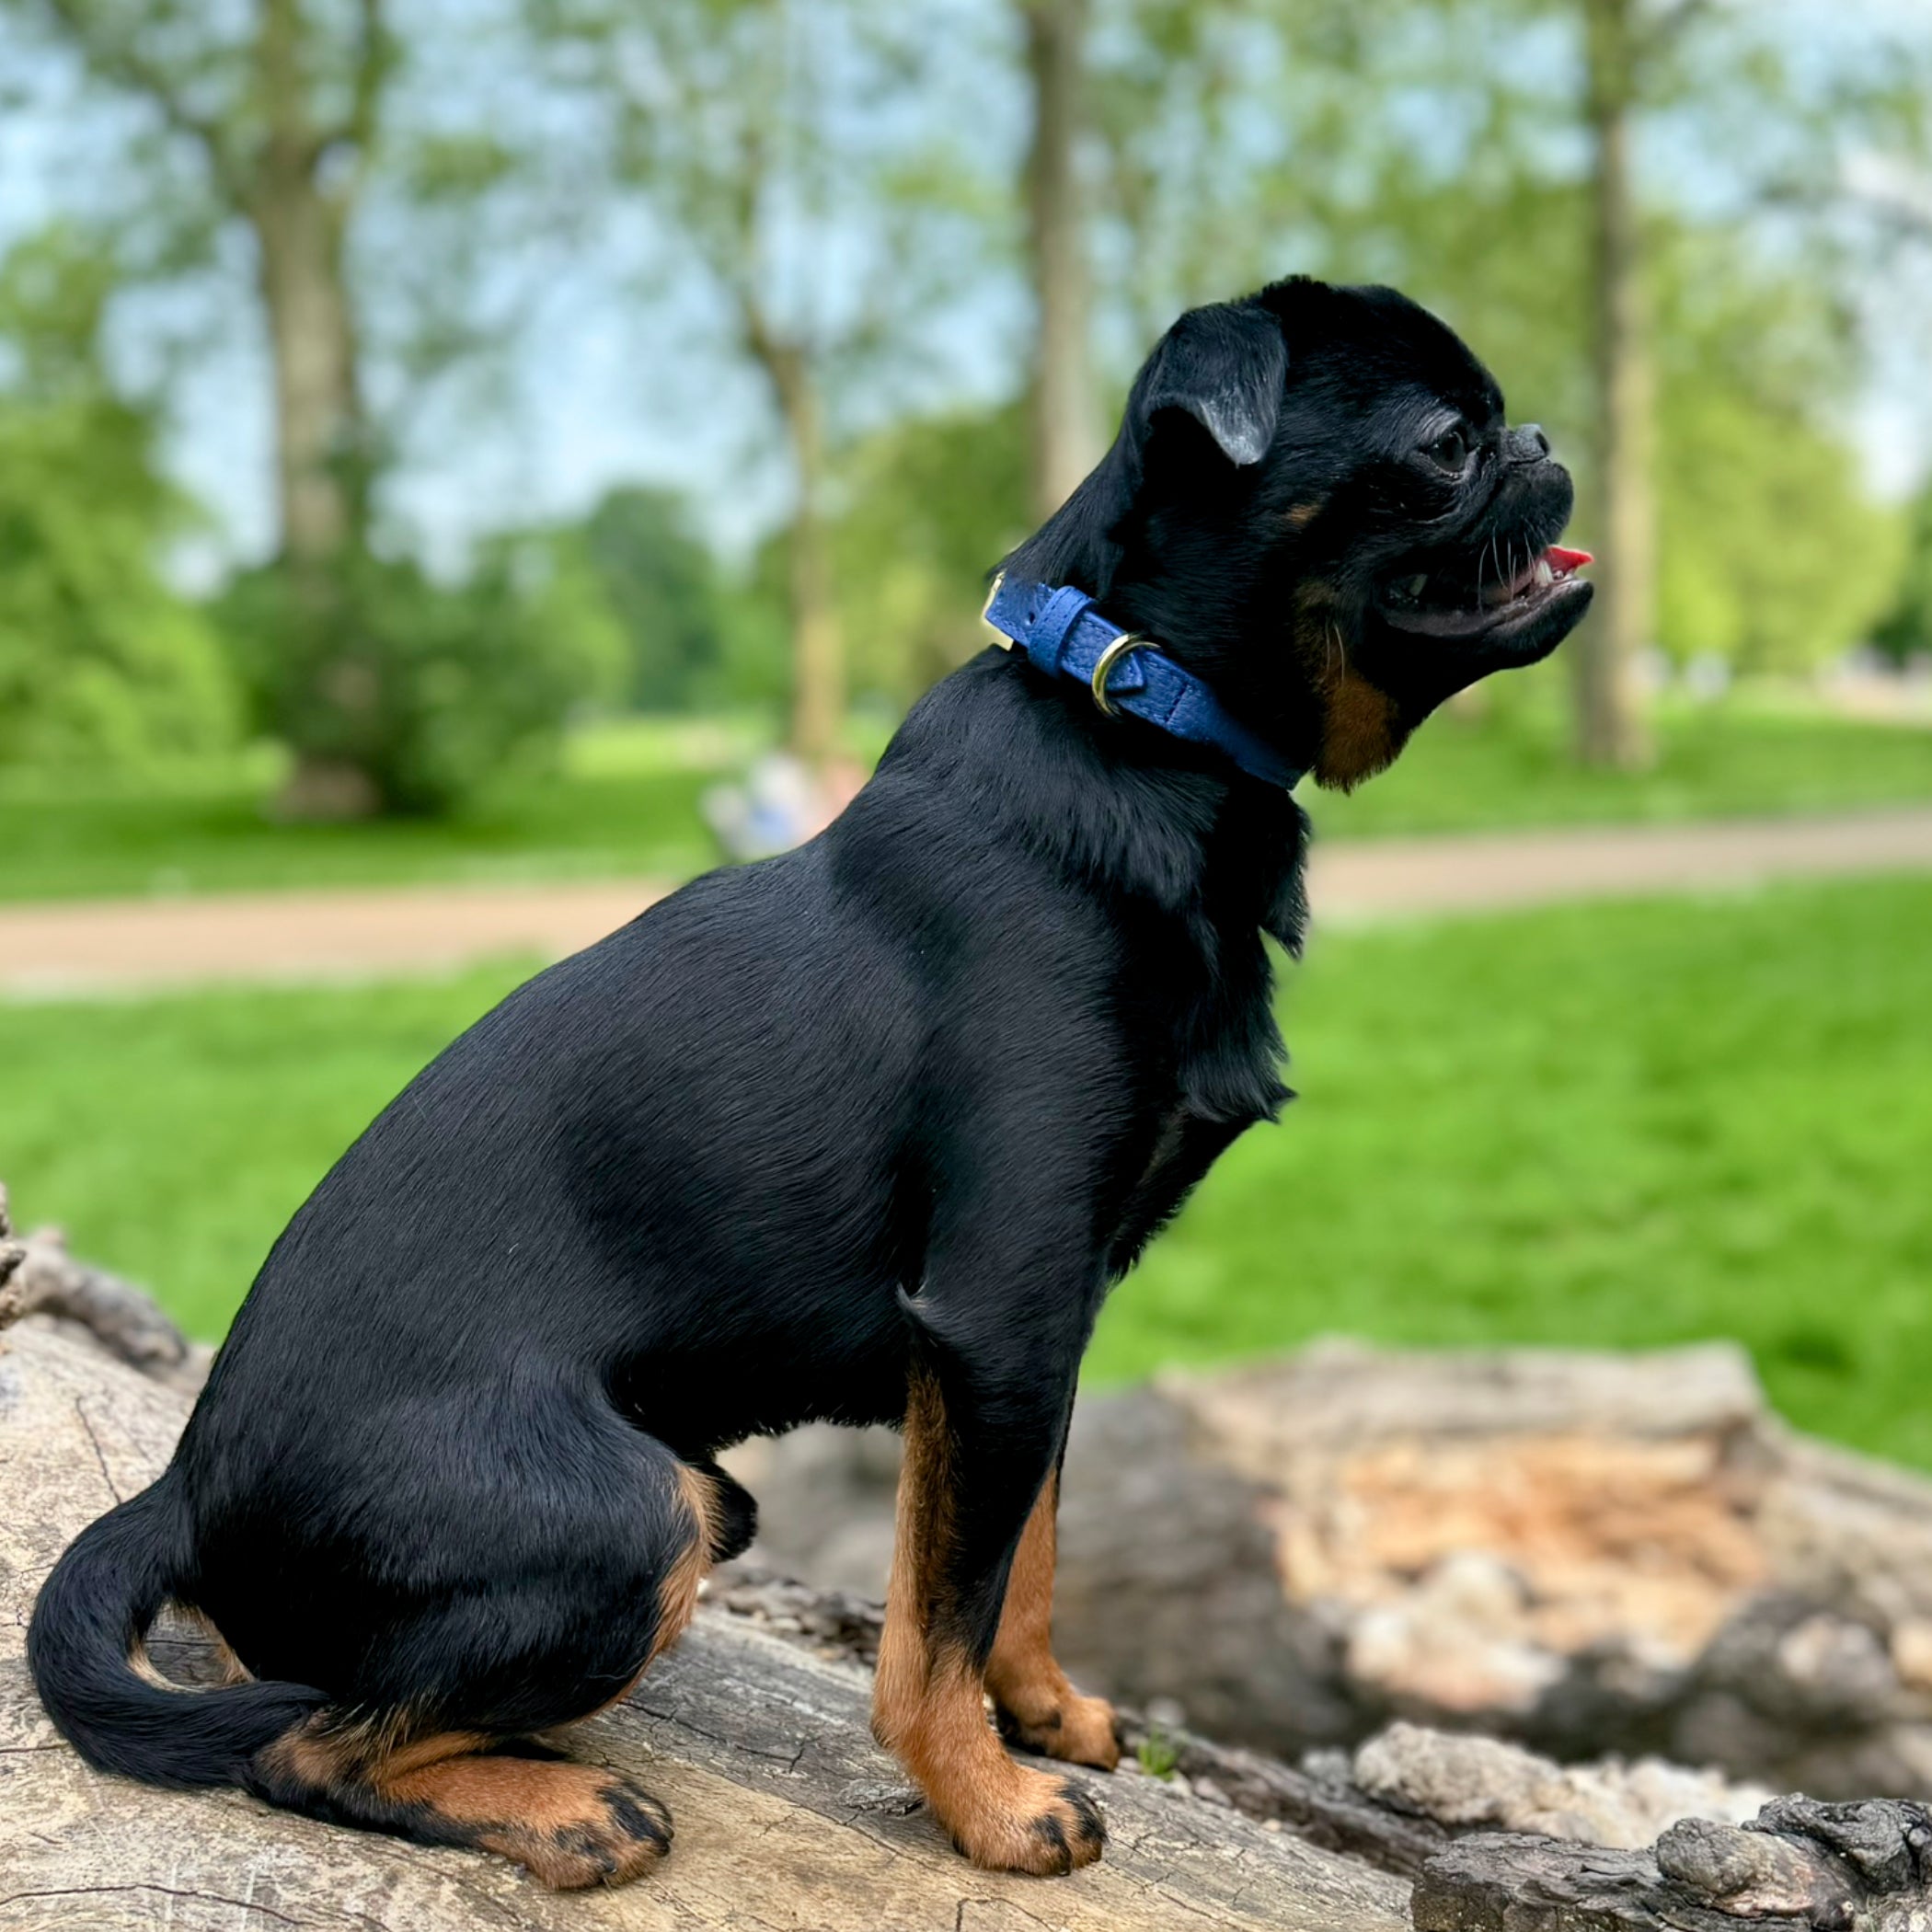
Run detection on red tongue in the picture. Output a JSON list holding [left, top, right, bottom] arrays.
[[1547, 545, 1593, 570]]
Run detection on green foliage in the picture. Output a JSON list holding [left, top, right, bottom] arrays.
[[217, 537, 625, 816], [1655, 384, 1901, 673], [831, 401, 1029, 703], [1650, 242, 1902, 672], [572, 487, 790, 713], [0, 230, 238, 768], [1136, 1728, 1181, 1781], [1873, 485, 1932, 667]]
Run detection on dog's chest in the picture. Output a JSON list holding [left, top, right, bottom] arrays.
[[1141, 907, 1289, 1131]]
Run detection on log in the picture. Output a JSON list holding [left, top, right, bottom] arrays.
[[8, 1209, 1932, 1930], [1412, 1795, 1932, 1932], [0, 1312, 1413, 1932], [0, 1183, 204, 1389], [734, 1340, 1932, 1795]]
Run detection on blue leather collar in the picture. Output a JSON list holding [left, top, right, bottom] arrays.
[[983, 575, 1303, 790]]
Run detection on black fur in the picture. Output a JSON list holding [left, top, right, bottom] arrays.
[[29, 277, 1593, 1862]]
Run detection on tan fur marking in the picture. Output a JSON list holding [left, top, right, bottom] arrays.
[[377, 1737, 670, 1889], [261, 1719, 670, 1890], [873, 1374, 1105, 1875], [1315, 666, 1403, 788], [985, 1476, 1120, 1770], [382, 1749, 615, 1823], [259, 1710, 481, 1789], [645, 1462, 720, 1669], [1289, 584, 1409, 789], [1282, 500, 1323, 529]]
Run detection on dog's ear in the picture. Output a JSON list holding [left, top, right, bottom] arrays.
[[1133, 302, 1287, 467], [999, 299, 1287, 596]]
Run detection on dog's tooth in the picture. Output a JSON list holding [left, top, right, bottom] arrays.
[[1534, 558, 1554, 587]]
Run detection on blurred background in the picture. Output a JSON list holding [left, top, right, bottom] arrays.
[[3, 0, 1930, 1465]]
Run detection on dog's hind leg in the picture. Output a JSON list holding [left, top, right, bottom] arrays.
[[236, 1446, 725, 1888], [251, 1720, 674, 1888]]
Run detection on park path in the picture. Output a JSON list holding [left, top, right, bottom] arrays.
[[4, 804, 1932, 995]]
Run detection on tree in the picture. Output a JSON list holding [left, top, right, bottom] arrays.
[[1576, 0, 1661, 766], [1873, 485, 1932, 670], [9, 0, 397, 813], [0, 230, 238, 769], [1018, 0, 1102, 523], [578, 489, 732, 712], [218, 534, 625, 815], [832, 401, 1029, 702], [524, 0, 981, 769]]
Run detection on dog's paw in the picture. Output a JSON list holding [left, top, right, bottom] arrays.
[[944, 1765, 1106, 1876], [486, 1772, 673, 1889], [997, 1690, 1122, 1772]]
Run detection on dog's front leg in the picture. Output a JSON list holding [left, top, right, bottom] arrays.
[[985, 1469, 1120, 1770], [872, 1330, 1106, 1874]]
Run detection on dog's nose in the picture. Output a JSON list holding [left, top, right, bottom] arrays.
[[1508, 424, 1551, 465]]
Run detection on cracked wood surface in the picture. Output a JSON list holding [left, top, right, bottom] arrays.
[[0, 1319, 1411, 1931]]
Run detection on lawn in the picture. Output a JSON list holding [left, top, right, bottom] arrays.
[[0, 719, 753, 903], [6, 871, 1928, 1466], [2, 695, 1927, 903]]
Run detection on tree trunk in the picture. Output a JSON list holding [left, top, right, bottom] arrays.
[[1022, 0, 1101, 523], [1577, 0, 1655, 769], [251, 0, 379, 820], [764, 339, 845, 769]]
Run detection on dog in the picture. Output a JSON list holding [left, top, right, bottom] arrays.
[[30, 277, 1592, 1886]]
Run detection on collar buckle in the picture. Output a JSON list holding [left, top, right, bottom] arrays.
[[1089, 632, 1153, 719], [980, 570, 1013, 649]]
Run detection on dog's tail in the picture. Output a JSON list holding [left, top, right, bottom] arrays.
[[29, 1470, 327, 1788]]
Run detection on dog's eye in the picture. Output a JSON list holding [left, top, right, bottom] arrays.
[[1424, 427, 1471, 473]]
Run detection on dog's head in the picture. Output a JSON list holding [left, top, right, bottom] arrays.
[[1003, 277, 1593, 788]]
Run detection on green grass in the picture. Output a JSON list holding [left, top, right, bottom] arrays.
[[1308, 690, 1932, 840], [0, 719, 754, 903], [1092, 872, 1932, 1466], [2, 696, 1927, 903], [5, 872, 1929, 1463]]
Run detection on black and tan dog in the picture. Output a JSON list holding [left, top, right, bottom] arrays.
[[30, 278, 1592, 1886]]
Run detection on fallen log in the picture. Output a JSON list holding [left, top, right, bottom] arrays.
[[7, 1204, 1932, 1931], [1413, 1794, 1932, 1932], [0, 1307, 1413, 1932]]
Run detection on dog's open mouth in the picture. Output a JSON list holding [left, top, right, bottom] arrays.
[[1377, 544, 1593, 639]]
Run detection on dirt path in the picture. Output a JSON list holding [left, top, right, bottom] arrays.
[[5, 805, 1931, 995]]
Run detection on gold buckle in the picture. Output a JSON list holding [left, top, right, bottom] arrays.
[[981, 570, 1012, 649], [1090, 632, 1150, 718]]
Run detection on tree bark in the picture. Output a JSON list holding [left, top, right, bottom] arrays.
[[1021, 0, 1102, 523], [761, 338, 845, 770], [1577, 0, 1656, 769], [250, 0, 380, 821], [1414, 1796, 1932, 1932], [33, 0, 390, 818]]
